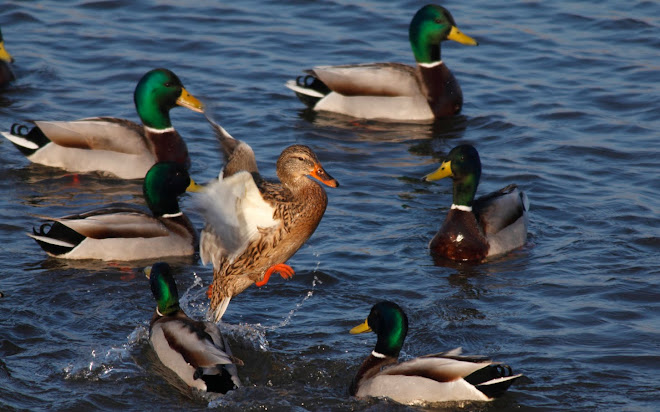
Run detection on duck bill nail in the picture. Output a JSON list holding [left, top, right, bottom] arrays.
[[350, 320, 372, 334], [177, 88, 205, 113], [423, 160, 453, 181], [144, 266, 153, 279], [447, 26, 478, 46], [186, 178, 204, 193], [312, 166, 339, 188]]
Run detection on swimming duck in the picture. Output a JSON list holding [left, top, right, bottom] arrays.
[[146, 262, 242, 393], [285, 4, 478, 121], [423, 144, 529, 262], [28, 162, 201, 261], [197, 118, 339, 322], [1, 68, 203, 178], [350, 301, 522, 404], [0, 26, 15, 87]]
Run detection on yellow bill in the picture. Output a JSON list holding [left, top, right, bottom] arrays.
[[423, 160, 453, 181], [144, 266, 153, 279], [447, 26, 478, 46], [350, 319, 372, 334], [186, 178, 204, 193], [0, 41, 13, 63], [176, 87, 204, 113]]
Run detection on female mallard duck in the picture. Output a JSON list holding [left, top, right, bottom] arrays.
[[1, 68, 203, 178], [285, 4, 478, 121], [350, 301, 522, 404], [28, 162, 201, 261], [0, 26, 15, 87], [197, 118, 339, 322], [146, 262, 242, 393], [423, 144, 529, 262]]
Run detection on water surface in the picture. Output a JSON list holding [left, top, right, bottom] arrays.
[[0, 1, 658, 410]]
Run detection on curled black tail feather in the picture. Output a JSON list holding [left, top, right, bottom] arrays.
[[465, 363, 521, 399], [296, 75, 331, 95], [293, 75, 331, 108], [8, 123, 51, 156], [30, 222, 85, 256]]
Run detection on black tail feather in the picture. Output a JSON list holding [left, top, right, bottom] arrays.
[[465, 363, 521, 399], [294, 75, 331, 108], [199, 366, 239, 394], [31, 222, 85, 256], [8, 123, 51, 156]]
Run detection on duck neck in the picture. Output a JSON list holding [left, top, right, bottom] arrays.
[[135, 92, 173, 130], [453, 174, 479, 208], [144, 186, 181, 217], [350, 352, 396, 396], [285, 175, 324, 198], [410, 29, 442, 63]]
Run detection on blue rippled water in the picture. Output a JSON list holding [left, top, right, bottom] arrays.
[[0, 1, 658, 410]]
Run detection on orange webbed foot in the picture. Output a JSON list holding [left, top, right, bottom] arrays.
[[255, 263, 295, 287], [206, 284, 213, 299]]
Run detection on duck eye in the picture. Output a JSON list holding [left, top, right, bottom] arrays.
[[434, 18, 442, 24], [297, 156, 305, 161], [164, 82, 172, 87]]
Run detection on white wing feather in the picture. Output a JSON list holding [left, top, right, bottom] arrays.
[[197, 171, 277, 266]]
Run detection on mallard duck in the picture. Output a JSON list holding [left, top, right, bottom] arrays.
[[0, 26, 15, 87], [146, 262, 242, 393], [0, 68, 203, 178], [28, 162, 201, 261], [423, 144, 529, 262], [197, 118, 339, 322], [350, 301, 522, 404], [285, 4, 478, 121]]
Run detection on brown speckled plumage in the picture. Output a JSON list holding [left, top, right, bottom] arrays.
[[200, 121, 338, 321]]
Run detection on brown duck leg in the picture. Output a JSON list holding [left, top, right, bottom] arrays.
[[255, 263, 295, 287]]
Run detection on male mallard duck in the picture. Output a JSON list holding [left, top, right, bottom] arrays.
[[0, 26, 15, 87], [1, 68, 203, 178], [146, 262, 242, 393], [28, 162, 201, 261], [285, 4, 478, 121], [197, 119, 339, 322], [350, 301, 522, 404], [423, 144, 529, 262]]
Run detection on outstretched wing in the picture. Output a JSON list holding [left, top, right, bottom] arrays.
[[197, 171, 278, 267]]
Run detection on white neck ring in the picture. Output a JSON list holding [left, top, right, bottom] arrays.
[[144, 126, 175, 134], [418, 61, 444, 68], [161, 212, 183, 218], [451, 204, 473, 212]]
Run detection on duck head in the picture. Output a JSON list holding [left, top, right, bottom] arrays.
[[351, 301, 409, 358], [409, 4, 478, 63], [133, 68, 204, 130], [424, 144, 482, 208], [143, 162, 203, 217], [276, 144, 339, 189], [145, 262, 180, 317]]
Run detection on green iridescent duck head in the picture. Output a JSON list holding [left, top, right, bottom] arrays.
[[409, 4, 478, 64], [351, 301, 409, 357], [424, 144, 482, 208], [133, 68, 204, 130], [145, 262, 180, 317], [142, 162, 203, 217]]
